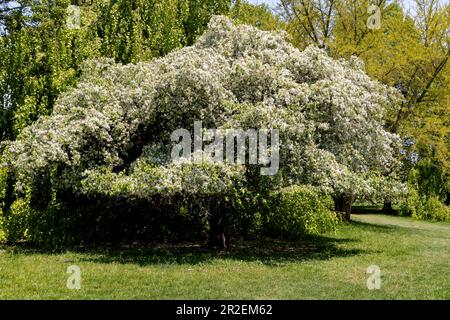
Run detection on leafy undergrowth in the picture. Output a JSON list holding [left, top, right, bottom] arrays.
[[0, 214, 449, 299]]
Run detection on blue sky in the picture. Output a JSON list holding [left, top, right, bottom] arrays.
[[247, 0, 419, 11], [247, 0, 279, 8], [0, 1, 429, 14]]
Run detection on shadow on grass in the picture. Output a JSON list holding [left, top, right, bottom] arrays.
[[349, 220, 401, 233], [1, 235, 364, 267], [87, 237, 364, 267]]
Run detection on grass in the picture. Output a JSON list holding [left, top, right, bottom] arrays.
[[0, 214, 449, 299]]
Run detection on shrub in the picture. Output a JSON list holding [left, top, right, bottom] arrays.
[[1, 194, 211, 247], [265, 185, 339, 239], [228, 189, 266, 238], [413, 196, 450, 222], [397, 168, 450, 222], [397, 187, 420, 217], [398, 186, 450, 222], [2, 198, 31, 243]]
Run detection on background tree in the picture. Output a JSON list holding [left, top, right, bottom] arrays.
[[0, 0, 101, 141], [96, 0, 232, 63], [231, 0, 286, 30]]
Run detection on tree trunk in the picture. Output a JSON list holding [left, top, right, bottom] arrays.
[[382, 198, 395, 215], [334, 194, 353, 222], [208, 198, 230, 250]]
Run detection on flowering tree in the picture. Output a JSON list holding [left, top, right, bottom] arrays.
[[2, 16, 401, 249]]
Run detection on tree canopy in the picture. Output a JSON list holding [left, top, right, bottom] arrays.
[[4, 16, 401, 223]]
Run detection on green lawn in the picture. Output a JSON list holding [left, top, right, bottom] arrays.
[[0, 214, 449, 299]]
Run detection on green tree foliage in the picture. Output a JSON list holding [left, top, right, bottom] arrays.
[[96, 0, 232, 63], [231, 0, 286, 31], [0, 0, 101, 140]]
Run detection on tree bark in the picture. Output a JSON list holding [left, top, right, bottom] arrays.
[[208, 198, 230, 250], [382, 198, 395, 215], [334, 194, 353, 222]]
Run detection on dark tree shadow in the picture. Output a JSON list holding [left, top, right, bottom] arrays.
[[81, 237, 364, 267], [0, 236, 364, 266], [0, 235, 365, 267], [349, 220, 401, 233]]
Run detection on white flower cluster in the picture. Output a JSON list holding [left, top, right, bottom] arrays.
[[3, 16, 402, 199]]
